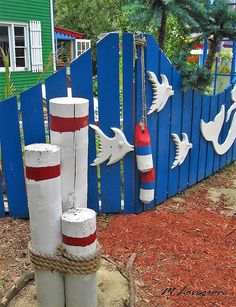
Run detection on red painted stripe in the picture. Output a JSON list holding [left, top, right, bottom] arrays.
[[140, 168, 155, 183], [26, 165, 60, 181], [50, 115, 89, 132], [135, 124, 152, 146], [62, 231, 96, 247]]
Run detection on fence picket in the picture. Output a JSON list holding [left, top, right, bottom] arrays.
[[168, 68, 182, 196], [225, 85, 234, 165], [70, 50, 99, 212], [198, 95, 211, 181], [145, 34, 160, 210], [96, 33, 121, 212], [0, 97, 28, 217], [123, 33, 137, 214], [188, 92, 202, 186], [155, 51, 172, 204], [205, 95, 218, 177], [178, 90, 193, 191], [20, 84, 46, 146]]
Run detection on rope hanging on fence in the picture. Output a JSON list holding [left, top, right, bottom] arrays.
[[133, 33, 147, 131], [28, 242, 101, 275]]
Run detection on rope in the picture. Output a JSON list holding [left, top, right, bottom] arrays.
[[133, 33, 147, 132], [28, 242, 101, 275]]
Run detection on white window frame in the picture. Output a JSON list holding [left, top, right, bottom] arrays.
[[75, 39, 91, 58], [0, 21, 30, 72]]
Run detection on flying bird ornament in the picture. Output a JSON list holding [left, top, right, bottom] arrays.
[[171, 133, 192, 169], [147, 71, 174, 114], [90, 124, 134, 166]]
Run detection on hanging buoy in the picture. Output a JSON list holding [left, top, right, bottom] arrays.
[[140, 168, 155, 204], [135, 123, 153, 172]]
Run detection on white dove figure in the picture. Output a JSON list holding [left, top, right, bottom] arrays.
[[171, 133, 192, 169], [90, 124, 134, 166], [147, 71, 174, 114]]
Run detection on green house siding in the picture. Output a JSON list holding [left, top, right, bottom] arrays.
[[0, 0, 54, 100]]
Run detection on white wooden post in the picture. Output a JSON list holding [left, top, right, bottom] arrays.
[[50, 97, 89, 212], [25, 143, 65, 307], [62, 208, 97, 307]]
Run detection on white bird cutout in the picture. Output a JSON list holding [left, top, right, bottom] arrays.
[[171, 133, 192, 169], [147, 71, 174, 114], [90, 124, 134, 166]]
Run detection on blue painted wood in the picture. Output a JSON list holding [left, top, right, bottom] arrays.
[[0, 171, 4, 218], [225, 85, 234, 165], [205, 95, 218, 177], [168, 68, 182, 196], [20, 84, 46, 146], [96, 33, 121, 212], [45, 68, 67, 125], [232, 80, 236, 161], [188, 91, 202, 186], [198, 95, 211, 181], [70, 50, 99, 212], [156, 51, 172, 204], [133, 35, 144, 214], [145, 34, 160, 210], [179, 90, 193, 191], [218, 91, 228, 172], [122, 33, 137, 214], [0, 97, 28, 218]]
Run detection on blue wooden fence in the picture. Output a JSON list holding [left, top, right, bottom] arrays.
[[0, 33, 236, 218]]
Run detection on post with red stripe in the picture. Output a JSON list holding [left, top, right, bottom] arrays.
[[50, 97, 89, 212], [25, 143, 65, 307], [62, 208, 97, 307]]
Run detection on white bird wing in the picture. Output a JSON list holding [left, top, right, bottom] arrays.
[[147, 71, 162, 115], [89, 124, 112, 166], [231, 85, 236, 103]]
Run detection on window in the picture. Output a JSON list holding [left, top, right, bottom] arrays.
[[75, 39, 91, 57], [0, 22, 30, 72]]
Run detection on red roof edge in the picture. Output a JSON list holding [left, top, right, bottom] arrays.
[[55, 27, 84, 39]]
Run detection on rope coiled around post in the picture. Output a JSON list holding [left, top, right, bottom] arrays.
[[28, 242, 101, 275]]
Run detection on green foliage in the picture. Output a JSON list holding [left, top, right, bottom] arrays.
[[0, 47, 16, 99]]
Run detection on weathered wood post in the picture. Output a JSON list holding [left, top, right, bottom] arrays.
[[25, 143, 65, 307], [50, 97, 89, 212], [62, 208, 98, 307]]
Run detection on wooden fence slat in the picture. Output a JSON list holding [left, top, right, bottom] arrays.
[[145, 34, 160, 210], [70, 50, 99, 212], [198, 95, 211, 181], [0, 97, 28, 218], [189, 91, 202, 186], [179, 90, 193, 191], [156, 51, 172, 204], [45, 68, 68, 124], [0, 171, 4, 217], [168, 68, 182, 196], [218, 91, 231, 172], [205, 95, 218, 177], [123, 33, 137, 214], [232, 81, 236, 160], [225, 85, 234, 165], [20, 83, 46, 146], [96, 33, 121, 212]]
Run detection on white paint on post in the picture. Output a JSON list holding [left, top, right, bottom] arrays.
[[62, 208, 97, 307], [25, 143, 65, 307], [50, 97, 89, 212]]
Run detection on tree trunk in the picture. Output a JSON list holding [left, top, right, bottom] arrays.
[[158, 8, 167, 50], [205, 36, 220, 70]]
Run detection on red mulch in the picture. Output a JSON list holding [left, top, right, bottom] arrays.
[[97, 165, 236, 307]]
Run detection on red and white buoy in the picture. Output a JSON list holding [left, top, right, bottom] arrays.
[[62, 208, 97, 307], [25, 143, 65, 307], [50, 97, 89, 212], [135, 123, 153, 172], [139, 167, 155, 204]]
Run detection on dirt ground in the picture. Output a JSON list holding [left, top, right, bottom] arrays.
[[0, 162, 235, 306]]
